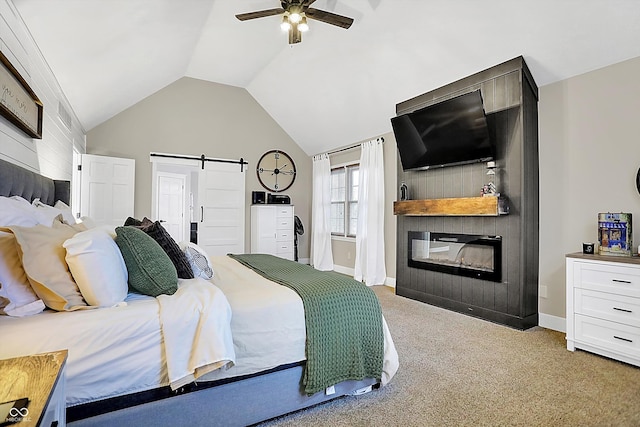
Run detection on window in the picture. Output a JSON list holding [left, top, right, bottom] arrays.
[[331, 164, 359, 237]]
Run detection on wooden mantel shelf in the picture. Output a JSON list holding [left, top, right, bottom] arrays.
[[393, 196, 506, 216]]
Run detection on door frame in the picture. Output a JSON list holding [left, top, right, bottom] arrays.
[[155, 171, 187, 243], [151, 155, 197, 243]]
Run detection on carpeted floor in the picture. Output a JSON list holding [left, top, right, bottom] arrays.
[[258, 285, 640, 427]]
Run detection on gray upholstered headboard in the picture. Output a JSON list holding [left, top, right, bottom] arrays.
[[0, 157, 70, 206]]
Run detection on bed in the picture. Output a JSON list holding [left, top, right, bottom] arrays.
[[0, 157, 398, 426]]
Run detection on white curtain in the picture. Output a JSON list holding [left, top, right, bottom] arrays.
[[354, 139, 386, 285], [311, 154, 334, 271]]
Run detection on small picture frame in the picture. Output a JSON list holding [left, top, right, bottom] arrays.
[[598, 212, 633, 257]]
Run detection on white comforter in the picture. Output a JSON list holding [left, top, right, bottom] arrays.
[[0, 258, 398, 407], [0, 277, 234, 406], [201, 256, 399, 386], [157, 278, 235, 390]]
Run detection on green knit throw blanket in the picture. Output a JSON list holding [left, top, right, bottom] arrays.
[[228, 254, 384, 395]]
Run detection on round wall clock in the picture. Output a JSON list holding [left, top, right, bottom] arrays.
[[636, 167, 640, 195], [256, 150, 296, 192]]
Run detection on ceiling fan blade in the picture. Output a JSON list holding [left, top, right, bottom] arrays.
[[305, 8, 353, 29], [303, 0, 318, 6], [235, 8, 285, 21]]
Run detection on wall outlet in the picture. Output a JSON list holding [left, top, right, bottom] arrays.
[[540, 285, 548, 298]]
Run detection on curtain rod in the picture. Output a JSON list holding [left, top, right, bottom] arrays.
[[150, 152, 248, 171], [326, 137, 384, 156]]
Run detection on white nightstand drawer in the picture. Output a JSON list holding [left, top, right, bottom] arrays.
[[575, 314, 640, 357], [577, 263, 640, 298], [575, 288, 640, 328]]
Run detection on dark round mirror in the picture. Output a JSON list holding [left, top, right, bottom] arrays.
[[637, 167, 640, 195]]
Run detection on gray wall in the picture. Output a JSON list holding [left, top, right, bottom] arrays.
[[86, 77, 312, 259], [538, 55, 640, 323]]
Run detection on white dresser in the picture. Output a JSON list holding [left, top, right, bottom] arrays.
[[251, 205, 294, 261], [566, 253, 640, 367]]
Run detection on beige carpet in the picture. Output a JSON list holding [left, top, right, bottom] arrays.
[[259, 286, 640, 427]]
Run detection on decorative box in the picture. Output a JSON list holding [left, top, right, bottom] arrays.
[[598, 212, 633, 257]]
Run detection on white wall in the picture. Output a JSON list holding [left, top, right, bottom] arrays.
[[0, 0, 84, 180]]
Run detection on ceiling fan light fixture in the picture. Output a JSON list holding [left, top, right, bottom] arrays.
[[288, 5, 302, 23], [288, 22, 302, 44], [280, 15, 291, 31], [236, 1, 354, 44], [298, 16, 309, 32]]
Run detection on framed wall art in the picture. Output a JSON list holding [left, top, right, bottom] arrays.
[[0, 50, 43, 139]]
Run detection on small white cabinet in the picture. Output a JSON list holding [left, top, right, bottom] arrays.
[[251, 205, 294, 261], [566, 253, 640, 367]]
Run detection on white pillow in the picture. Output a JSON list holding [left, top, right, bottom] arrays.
[[179, 241, 214, 280], [0, 231, 46, 317], [0, 196, 39, 227], [64, 228, 128, 307], [54, 200, 78, 224], [79, 216, 98, 229], [32, 198, 74, 226]]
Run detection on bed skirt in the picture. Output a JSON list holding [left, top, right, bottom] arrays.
[[68, 362, 378, 426]]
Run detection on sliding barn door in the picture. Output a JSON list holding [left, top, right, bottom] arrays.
[[198, 161, 245, 256], [80, 154, 135, 226]]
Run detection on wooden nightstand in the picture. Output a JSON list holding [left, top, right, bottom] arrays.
[[0, 350, 68, 426]]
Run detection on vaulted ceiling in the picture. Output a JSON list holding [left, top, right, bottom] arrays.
[[14, 0, 640, 155]]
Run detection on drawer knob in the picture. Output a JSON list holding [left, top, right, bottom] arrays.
[[613, 335, 633, 343], [612, 279, 632, 284], [613, 307, 633, 313]]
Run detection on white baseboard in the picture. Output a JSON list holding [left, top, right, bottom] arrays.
[[539, 313, 565, 333], [333, 264, 354, 276], [333, 264, 396, 288]]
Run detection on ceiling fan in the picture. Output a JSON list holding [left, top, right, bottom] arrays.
[[236, 0, 354, 44]]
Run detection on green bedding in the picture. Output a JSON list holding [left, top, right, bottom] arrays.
[[228, 253, 384, 395]]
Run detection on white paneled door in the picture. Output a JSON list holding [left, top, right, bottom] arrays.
[[80, 154, 135, 226], [156, 171, 186, 243], [198, 161, 246, 256]]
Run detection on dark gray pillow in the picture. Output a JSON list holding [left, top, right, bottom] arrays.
[[114, 226, 178, 297], [124, 217, 194, 280]]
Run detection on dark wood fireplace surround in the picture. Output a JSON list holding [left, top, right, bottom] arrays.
[[394, 57, 539, 330]]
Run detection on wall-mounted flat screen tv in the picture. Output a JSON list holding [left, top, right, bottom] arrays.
[[391, 90, 494, 171]]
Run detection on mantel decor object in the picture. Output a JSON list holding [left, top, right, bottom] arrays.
[[0, 51, 43, 139]]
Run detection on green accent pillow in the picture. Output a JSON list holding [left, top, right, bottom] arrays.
[[114, 226, 178, 297]]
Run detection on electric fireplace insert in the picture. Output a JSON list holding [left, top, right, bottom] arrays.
[[408, 231, 502, 282]]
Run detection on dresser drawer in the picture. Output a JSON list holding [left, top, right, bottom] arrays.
[[276, 217, 293, 230], [276, 241, 293, 252], [575, 314, 640, 358], [276, 229, 293, 242], [276, 206, 293, 217], [576, 262, 640, 298], [575, 288, 640, 328]]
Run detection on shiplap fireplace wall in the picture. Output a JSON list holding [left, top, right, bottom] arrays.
[[394, 57, 540, 330]]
